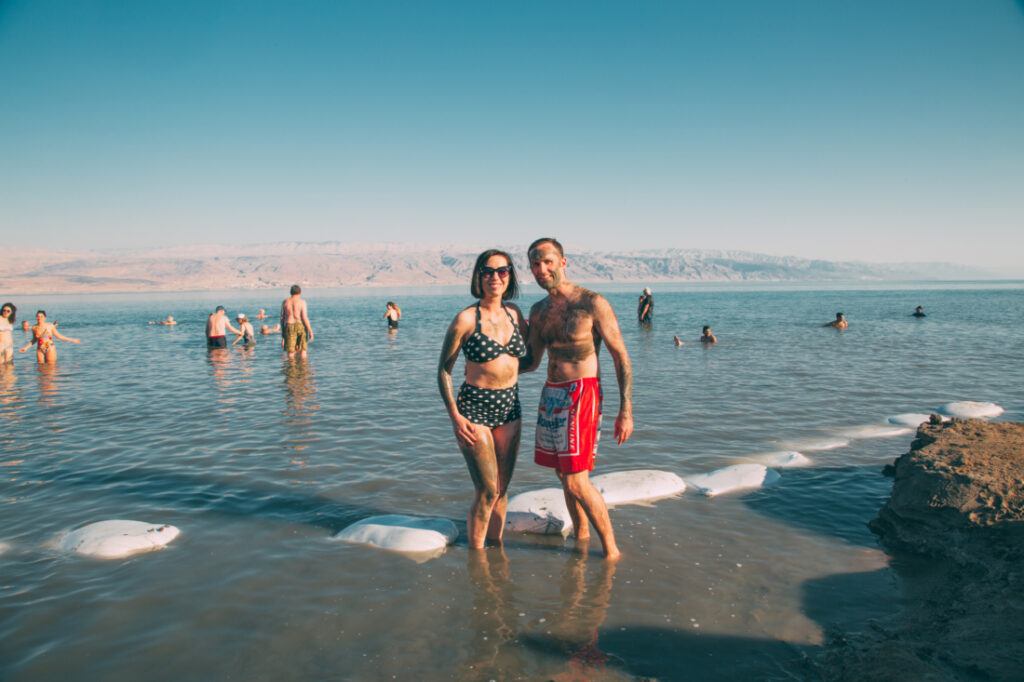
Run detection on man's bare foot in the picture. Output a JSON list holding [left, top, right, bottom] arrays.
[[604, 547, 622, 562]]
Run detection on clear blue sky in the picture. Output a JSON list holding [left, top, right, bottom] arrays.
[[2, 1, 1022, 271]]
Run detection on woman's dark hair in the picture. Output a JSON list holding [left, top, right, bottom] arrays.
[[0, 302, 15, 324], [36, 310, 46, 318], [470, 249, 519, 300]]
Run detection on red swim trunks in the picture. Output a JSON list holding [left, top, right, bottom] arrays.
[[534, 377, 603, 474]]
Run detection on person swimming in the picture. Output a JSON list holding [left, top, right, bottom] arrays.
[[912, 306, 927, 318], [825, 312, 848, 329]]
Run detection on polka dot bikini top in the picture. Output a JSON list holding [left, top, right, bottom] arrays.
[[463, 304, 526, 363]]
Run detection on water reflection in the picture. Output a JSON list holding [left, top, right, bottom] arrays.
[[205, 348, 234, 395], [33, 363, 60, 406], [0, 363, 20, 407], [460, 547, 523, 680], [460, 550, 620, 681], [544, 553, 618, 681], [282, 360, 318, 421]]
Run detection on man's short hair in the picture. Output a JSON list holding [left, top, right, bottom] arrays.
[[290, 285, 301, 295], [702, 326, 710, 333], [527, 237, 564, 257]]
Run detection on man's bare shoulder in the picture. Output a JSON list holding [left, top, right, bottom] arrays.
[[570, 285, 606, 312]]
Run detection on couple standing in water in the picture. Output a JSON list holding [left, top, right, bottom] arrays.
[[438, 238, 633, 560]]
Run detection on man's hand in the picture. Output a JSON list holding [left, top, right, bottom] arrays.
[[614, 411, 633, 445]]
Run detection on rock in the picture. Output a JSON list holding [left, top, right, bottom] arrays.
[[870, 419, 1024, 558], [820, 420, 1024, 681]]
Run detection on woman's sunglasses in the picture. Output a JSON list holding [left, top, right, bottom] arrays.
[[480, 266, 512, 278]]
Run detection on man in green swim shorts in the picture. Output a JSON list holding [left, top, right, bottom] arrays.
[[280, 284, 313, 359]]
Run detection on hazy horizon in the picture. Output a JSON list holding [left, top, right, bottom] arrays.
[[2, 2, 1022, 269]]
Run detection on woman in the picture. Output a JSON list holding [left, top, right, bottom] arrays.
[[233, 313, 256, 346], [19, 310, 81, 363], [384, 301, 402, 332], [438, 250, 528, 549], [0, 303, 16, 363]]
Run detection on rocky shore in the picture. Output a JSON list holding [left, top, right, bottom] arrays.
[[820, 418, 1024, 681]]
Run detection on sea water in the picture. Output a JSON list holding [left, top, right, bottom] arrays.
[[1, 282, 1021, 681]]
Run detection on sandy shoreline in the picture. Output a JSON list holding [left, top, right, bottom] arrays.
[[818, 418, 1024, 680]]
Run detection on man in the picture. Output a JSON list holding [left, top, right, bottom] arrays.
[[912, 306, 927, 318], [637, 287, 653, 324], [206, 306, 240, 349], [521, 238, 632, 560], [700, 326, 717, 344], [825, 312, 848, 329], [281, 285, 313, 358]]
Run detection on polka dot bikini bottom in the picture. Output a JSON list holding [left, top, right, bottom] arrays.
[[456, 383, 521, 428]]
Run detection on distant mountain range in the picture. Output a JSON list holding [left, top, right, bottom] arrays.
[[1, 241, 995, 294]]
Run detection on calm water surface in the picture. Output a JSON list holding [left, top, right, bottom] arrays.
[[1, 283, 1021, 680]]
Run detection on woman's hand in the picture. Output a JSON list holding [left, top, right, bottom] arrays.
[[450, 413, 478, 448]]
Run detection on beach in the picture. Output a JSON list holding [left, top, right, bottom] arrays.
[[1, 282, 1021, 680]]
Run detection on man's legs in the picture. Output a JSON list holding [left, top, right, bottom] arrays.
[[559, 469, 620, 560]]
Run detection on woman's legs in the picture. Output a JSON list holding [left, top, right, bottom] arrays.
[[461, 418, 522, 548], [462, 425, 500, 549], [485, 419, 521, 543]]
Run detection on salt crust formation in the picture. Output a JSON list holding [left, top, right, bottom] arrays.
[[332, 514, 458, 555], [685, 463, 781, 497], [505, 469, 686, 535], [58, 520, 180, 559], [937, 401, 1005, 419], [819, 418, 1024, 681]]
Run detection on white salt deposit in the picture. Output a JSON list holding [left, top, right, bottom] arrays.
[[938, 401, 1004, 419], [843, 425, 914, 440], [333, 515, 457, 555], [887, 413, 936, 427], [752, 451, 812, 468], [591, 469, 686, 506], [797, 439, 850, 451], [686, 464, 781, 497], [505, 487, 573, 535], [58, 520, 180, 559], [506, 469, 686, 534]]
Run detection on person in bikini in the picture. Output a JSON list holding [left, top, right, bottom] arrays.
[[20, 310, 82, 363], [438, 249, 528, 549], [280, 285, 313, 359], [520, 238, 632, 561], [0, 303, 17, 363], [384, 301, 402, 332]]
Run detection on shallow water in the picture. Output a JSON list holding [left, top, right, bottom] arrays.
[[1, 282, 1021, 680]]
